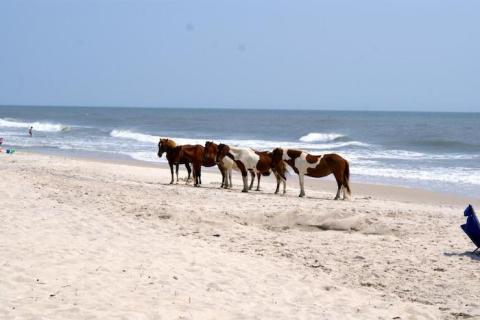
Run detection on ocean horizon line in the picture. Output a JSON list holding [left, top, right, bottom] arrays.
[[1, 104, 479, 114]]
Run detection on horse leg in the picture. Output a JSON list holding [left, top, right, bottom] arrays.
[[256, 172, 261, 191], [193, 163, 201, 187], [220, 168, 225, 188], [175, 163, 179, 183], [298, 173, 306, 197], [169, 163, 174, 184], [343, 185, 349, 200], [274, 173, 280, 194], [191, 165, 197, 186], [242, 174, 248, 192], [248, 170, 255, 190], [282, 177, 286, 194], [198, 165, 202, 185], [236, 163, 249, 192], [185, 163, 192, 184], [333, 171, 343, 200], [224, 168, 231, 189]]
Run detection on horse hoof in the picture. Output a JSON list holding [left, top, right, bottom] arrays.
[[242, 190, 248, 193], [299, 194, 305, 198]]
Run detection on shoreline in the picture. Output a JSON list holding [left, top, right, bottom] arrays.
[[15, 149, 480, 205]]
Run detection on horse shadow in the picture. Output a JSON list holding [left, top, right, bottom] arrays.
[[444, 251, 480, 261]]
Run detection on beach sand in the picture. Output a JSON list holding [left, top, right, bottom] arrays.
[[1, 152, 479, 319]]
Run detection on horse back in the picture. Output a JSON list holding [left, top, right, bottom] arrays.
[[305, 153, 347, 177]]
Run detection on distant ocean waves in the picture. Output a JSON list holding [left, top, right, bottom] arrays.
[[0, 118, 71, 132]]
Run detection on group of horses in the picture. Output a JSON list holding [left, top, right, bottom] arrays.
[[157, 138, 351, 200]]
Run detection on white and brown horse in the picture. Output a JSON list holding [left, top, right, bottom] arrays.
[[204, 141, 239, 189], [271, 148, 350, 199], [216, 144, 286, 193]]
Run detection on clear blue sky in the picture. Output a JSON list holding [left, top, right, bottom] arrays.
[[1, 0, 479, 111]]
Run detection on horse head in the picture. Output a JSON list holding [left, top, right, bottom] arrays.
[[216, 143, 230, 163], [203, 141, 217, 163], [158, 138, 176, 158], [271, 148, 284, 168]]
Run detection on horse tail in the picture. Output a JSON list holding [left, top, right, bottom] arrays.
[[276, 159, 287, 180], [343, 159, 351, 195]]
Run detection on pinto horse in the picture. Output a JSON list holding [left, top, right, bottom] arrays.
[[216, 144, 286, 193], [271, 148, 350, 200], [158, 138, 192, 184], [204, 141, 263, 190], [204, 141, 238, 189]]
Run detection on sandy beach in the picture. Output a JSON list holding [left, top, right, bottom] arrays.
[[1, 152, 479, 320]]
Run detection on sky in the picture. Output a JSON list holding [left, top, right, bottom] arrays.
[[0, 0, 479, 112]]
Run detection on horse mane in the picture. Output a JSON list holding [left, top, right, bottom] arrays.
[[161, 138, 177, 148]]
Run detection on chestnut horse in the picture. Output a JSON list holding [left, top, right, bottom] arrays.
[[159, 138, 224, 187], [216, 144, 286, 193], [158, 138, 191, 184], [271, 148, 350, 200]]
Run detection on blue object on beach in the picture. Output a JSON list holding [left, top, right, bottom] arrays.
[[461, 205, 480, 253]]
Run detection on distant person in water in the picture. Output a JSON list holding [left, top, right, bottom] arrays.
[[29, 126, 33, 137], [0, 137, 3, 145]]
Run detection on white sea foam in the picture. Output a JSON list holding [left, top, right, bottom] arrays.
[[353, 165, 480, 186], [346, 149, 478, 161], [0, 118, 70, 132], [110, 130, 159, 144], [299, 132, 345, 143]]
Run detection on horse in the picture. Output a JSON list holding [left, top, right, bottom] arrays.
[[166, 139, 229, 187], [204, 141, 238, 189], [252, 150, 286, 194], [203, 141, 263, 190], [271, 148, 351, 200], [216, 144, 286, 193], [157, 138, 192, 184]]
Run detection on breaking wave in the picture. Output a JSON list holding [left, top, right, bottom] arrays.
[[110, 130, 159, 143], [0, 118, 70, 132], [299, 132, 346, 143], [109, 129, 370, 151]]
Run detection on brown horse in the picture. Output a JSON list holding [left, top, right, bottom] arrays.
[[216, 144, 286, 193], [271, 148, 350, 199], [158, 139, 192, 184], [159, 139, 223, 187], [252, 150, 286, 193]]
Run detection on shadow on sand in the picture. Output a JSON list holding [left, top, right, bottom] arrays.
[[444, 251, 480, 261]]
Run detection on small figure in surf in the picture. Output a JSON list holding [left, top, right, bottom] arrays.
[[29, 126, 33, 137]]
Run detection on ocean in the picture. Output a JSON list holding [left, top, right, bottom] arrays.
[[1, 106, 479, 197]]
